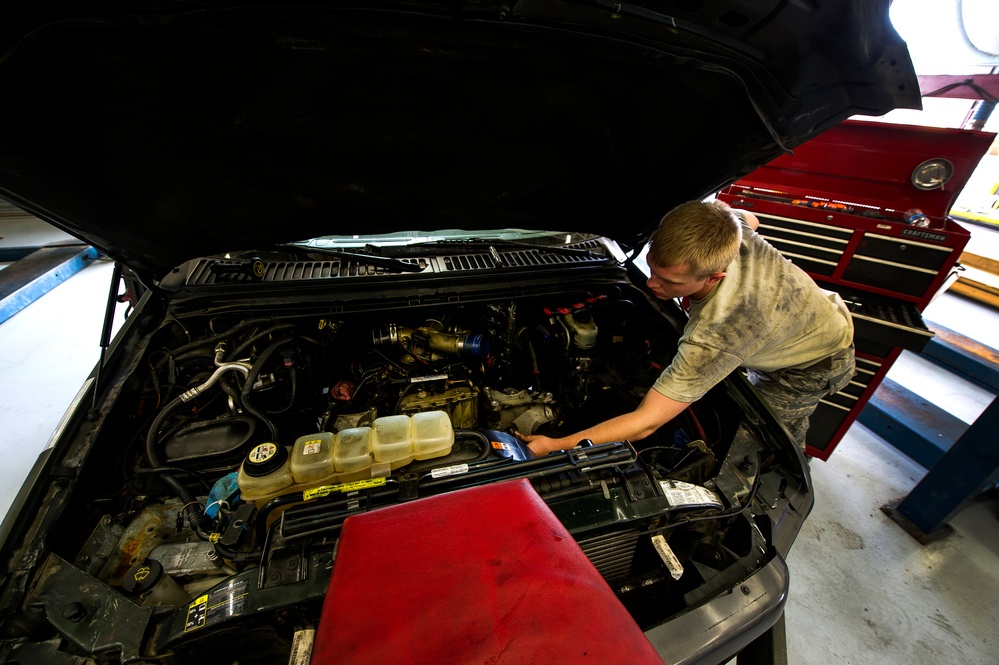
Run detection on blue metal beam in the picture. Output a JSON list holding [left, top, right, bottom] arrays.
[[0, 244, 99, 325], [882, 395, 999, 543], [861, 321, 999, 542], [923, 320, 999, 392], [857, 377, 968, 469]]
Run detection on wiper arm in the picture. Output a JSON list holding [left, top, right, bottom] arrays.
[[279, 244, 425, 273]]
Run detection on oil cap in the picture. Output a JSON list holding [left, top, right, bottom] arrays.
[[242, 442, 288, 477]]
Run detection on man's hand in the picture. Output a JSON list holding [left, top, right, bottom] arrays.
[[513, 389, 691, 455], [514, 432, 562, 456]]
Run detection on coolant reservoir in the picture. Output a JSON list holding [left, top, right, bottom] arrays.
[[371, 415, 413, 463], [412, 411, 455, 459], [334, 427, 373, 473], [290, 432, 336, 484], [237, 413, 456, 505], [237, 442, 294, 502]]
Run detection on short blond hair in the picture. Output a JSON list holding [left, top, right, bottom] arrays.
[[647, 200, 742, 277]]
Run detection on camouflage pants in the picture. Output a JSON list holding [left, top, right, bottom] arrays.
[[746, 344, 856, 449]]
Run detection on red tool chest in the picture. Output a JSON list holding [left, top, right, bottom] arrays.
[[718, 119, 995, 460]]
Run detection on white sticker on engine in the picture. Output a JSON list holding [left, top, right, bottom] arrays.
[[658, 479, 724, 510], [288, 628, 315, 665], [430, 463, 469, 478], [651, 535, 684, 580], [411, 374, 449, 383]]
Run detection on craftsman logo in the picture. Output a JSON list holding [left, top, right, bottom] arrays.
[[901, 228, 947, 243]]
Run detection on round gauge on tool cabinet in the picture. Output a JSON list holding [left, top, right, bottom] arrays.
[[911, 158, 954, 190]]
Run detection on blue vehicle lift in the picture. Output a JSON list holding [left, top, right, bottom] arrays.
[[859, 321, 999, 543], [0, 243, 99, 325]]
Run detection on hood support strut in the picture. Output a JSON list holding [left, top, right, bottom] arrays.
[[88, 262, 123, 420]]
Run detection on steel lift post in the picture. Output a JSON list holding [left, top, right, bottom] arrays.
[[882, 394, 999, 543]]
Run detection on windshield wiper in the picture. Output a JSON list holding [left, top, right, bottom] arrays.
[[279, 244, 425, 273]]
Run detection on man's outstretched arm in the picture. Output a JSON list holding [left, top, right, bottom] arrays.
[[520, 388, 691, 455]]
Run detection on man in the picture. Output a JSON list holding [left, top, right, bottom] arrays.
[[522, 199, 855, 454]]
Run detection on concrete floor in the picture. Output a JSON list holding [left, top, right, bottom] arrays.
[[1, 218, 998, 663]]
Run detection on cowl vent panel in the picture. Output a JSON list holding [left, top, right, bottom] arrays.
[[184, 243, 604, 285]]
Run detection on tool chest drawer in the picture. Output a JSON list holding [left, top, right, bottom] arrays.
[[822, 356, 880, 411], [758, 214, 853, 248], [841, 254, 940, 298], [853, 233, 955, 270], [757, 215, 849, 277], [807, 355, 887, 454]]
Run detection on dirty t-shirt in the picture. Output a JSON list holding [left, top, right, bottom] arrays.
[[652, 219, 854, 403]]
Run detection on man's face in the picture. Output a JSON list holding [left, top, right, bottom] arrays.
[[646, 261, 719, 301]]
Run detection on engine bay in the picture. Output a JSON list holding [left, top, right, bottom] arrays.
[[14, 283, 783, 662]]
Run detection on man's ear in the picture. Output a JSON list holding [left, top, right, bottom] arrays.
[[705, 271, 726, 286]]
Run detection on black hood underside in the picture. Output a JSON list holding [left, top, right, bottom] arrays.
[[0, 1, 919, 281]]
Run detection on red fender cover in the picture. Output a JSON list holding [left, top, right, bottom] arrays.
[[311, 478, 665, 664]]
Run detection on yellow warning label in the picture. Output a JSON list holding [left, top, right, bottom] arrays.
[[303, 476, 387, 501], [184, 594, 209, 632], [303, 486, 332, 500]]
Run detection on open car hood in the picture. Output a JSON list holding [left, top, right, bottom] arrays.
[[0, 0, 918, 282]]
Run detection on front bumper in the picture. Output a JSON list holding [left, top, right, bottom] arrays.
[[646, 554, 789, 665]]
